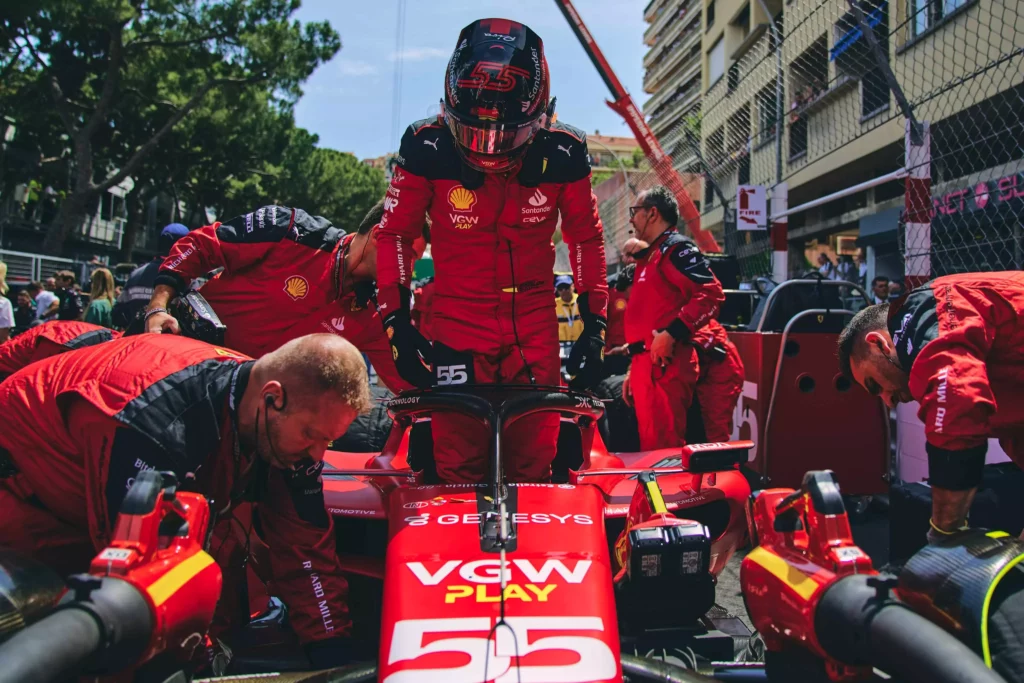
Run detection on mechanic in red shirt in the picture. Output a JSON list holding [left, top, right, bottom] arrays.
[[839, 271, 1024, 541], [604, 266, 632, 377], [621, 186, 724, 450], [144, 202, 423, 393], [0, 333, 370, 667], [0, 320, 118, 379], [375, 18, 608, 483], [690, 318, 745, 443]]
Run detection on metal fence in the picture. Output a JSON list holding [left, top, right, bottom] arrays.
[[595, 0, 1023, 283]]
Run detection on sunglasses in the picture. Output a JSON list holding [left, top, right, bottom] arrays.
[[629, 205, 650, 218]]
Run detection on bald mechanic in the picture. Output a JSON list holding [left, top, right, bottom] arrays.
[[0, 333, 371, 667], [838, 272, 1024, 542], [0, 320, 118, 380], [144, 202, 424, 392]]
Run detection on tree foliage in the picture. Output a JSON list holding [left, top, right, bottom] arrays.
[[3, 0, 343, 254]]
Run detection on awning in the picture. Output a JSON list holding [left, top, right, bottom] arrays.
[[830, 4, 884, 62]]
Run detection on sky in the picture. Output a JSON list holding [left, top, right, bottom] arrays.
[[292, 0, 652, 160]]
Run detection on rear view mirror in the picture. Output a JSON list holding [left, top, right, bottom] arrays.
[[683, 441, 753, 474]]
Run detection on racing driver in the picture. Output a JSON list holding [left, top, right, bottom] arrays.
[[620, 186, 724, 450], [144, 201, 426, 392], [838, 271, 1024, 541], [0, 333, 370, 667], [0, 320, 118, 380], [376, 18, 609, 483]]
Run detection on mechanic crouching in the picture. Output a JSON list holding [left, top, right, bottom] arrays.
[[0, 333, 371, 668], [838, 271, 1024, 542], [620, 186, 724, 450], [0, 320, 118, 380], [144, 201, 424, 393]]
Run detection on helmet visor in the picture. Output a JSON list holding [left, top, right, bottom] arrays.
[[444, 105, 544, 156]]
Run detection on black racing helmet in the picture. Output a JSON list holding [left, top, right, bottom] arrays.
[[443, 18, 554, 173]]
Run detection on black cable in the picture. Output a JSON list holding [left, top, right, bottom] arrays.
[[506, 241, 537, 385]]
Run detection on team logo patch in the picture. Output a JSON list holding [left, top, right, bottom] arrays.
[[615, 299, 627, 311], [284, 275, 309, 301], [447, 185, 477, 212]]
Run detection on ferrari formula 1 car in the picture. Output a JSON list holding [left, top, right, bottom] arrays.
[[232, 384, 757, 681]]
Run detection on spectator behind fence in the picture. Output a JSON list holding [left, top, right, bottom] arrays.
[[112, 222, 189, 328], [54, 270, 83, 321], [84, 268, 116, 328], [13, 290, 36, 336], [0, 262, 12, 342], [26, 282, 54, 323], [817, 253, 838, 280], [871, 275, 890, 304]]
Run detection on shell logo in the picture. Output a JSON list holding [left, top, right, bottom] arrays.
[[283, 275, 309, 301], [447, 185, 477, 212], [615, 299, 627, 311]]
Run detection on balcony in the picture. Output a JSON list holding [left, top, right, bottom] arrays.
[[644, 0, 692, 47], [649, 84, 701, 137], [643, 21, 702, 94], [645, 0, 670, 23], [643, 1, 696, 66]]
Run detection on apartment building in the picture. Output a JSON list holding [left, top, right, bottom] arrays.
[[699, 0, 1022, 280], [643, 0, 706, 177]]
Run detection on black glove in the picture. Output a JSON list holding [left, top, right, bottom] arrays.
[[382, 308, 434, 388], [567, 292, 607, 390], [305, 637, 353, 669]]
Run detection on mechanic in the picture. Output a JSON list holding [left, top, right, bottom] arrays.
[[144, 202, 424, 393], [838, 271, 1024, 542], [376, 18, 609, 483], [0, 320, 119, 380], [690, 318, 745, 443], [604, 265, 633, 377], [0, 332, 370, 667], [620, 186, 724, 450], [111, 222, 190, 328]]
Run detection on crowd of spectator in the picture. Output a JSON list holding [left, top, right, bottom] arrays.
[[0, 260, 123, 340]]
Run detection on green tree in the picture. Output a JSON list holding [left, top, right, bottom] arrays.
[[4, 0, 340, 255]]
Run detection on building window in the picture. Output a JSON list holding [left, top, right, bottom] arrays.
[[833, 0, 889, 79], [707, 0, 716, 31], [704, 176, 715, 208], [757, 80, 781, 146], [732, 4, 751, 39], [728, 63, 740, 93], [789, 115, 808, 160], [911, 0, 970, 37], [861, 67, 890, 118], [738, 155, 751, 185], [708, 37, 725, 87]]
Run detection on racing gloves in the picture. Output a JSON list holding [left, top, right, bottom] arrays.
[[567, 292, 607, 390], [381, 290, 434, 388]]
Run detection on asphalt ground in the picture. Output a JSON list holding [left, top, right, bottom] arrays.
[[715, 503, 890, 630]]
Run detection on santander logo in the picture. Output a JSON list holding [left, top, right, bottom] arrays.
[[528, 188, 547, 207]]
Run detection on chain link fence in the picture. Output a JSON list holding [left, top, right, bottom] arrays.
[[896, 0, 1024, 278], [596, 0, 1022, 283]]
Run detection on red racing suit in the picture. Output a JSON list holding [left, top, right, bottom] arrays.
[[691, 319, 745, 443], [0, 335, 349, 644], [625, 229, 724, 450], [606, 288, 629, 350], [377, 116, 608, 482], [0, 321, 118, 379], [411, 278, 436, 339], [888, 271, 1024, 469], [155, 205, 408, 392]]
